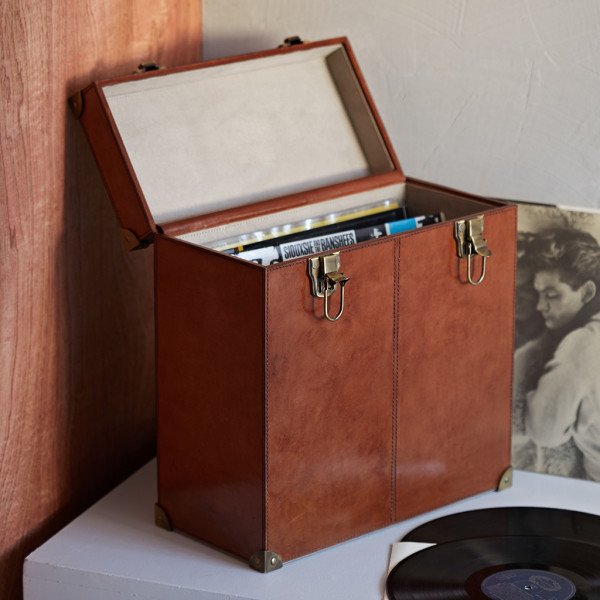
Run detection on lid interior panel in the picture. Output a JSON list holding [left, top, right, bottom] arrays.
[[102, 44, 395, 225]]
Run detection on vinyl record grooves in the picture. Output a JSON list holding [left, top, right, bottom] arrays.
[[402, 507, 600, 546], [386, 535, 600, 600]]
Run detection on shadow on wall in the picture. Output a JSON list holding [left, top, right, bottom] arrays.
[[56, 97, 157, 507], [201, 33, 294, 61]]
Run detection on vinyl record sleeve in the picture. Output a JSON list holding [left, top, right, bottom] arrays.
[[402, 507, 600, 547]]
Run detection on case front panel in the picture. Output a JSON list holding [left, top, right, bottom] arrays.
[[264, 240, 397, 561], [393, 206, 516, 519]]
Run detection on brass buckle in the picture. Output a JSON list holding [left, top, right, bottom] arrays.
[[454, 215, 492, 286], [307, 252, 349, 322]]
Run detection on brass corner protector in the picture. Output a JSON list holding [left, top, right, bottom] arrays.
[[496, 466, 513, 491], [68, 91, 84, 119], [249, 550, 283, 573], [154, 503, 173, 531]]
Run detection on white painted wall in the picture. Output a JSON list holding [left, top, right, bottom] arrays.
[[202, 1, 600, 209]]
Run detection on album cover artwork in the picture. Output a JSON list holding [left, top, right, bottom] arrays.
[[512, 200, 600, 483]]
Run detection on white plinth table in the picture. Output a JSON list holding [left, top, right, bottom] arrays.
[[24, 460, 600, 600]]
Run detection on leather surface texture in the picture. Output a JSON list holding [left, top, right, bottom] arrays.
[[392, 207, 516, 521], [265, 239, 396, 560], [155, 236, 265, 560]]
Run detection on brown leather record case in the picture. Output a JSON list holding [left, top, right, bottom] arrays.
[[71, 37, 517, 571]]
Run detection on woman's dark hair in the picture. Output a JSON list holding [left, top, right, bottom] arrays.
[[529, 228, 600, 290]]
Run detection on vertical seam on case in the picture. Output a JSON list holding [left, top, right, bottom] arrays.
[[509, 207, 518, 462], [264, 270, 269, 551], [154, 239, 162, 503], [392, 238, 400, 522]]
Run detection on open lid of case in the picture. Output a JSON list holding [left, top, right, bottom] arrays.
[[73, 38, 404, 248]]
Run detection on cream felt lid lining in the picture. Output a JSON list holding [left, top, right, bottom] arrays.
[[102, 44, 394, 226]]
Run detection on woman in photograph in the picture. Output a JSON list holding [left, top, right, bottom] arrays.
[[513, 227, 600, 481]]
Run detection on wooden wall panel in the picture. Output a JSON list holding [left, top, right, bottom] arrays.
[[0, 1, 202, 598]]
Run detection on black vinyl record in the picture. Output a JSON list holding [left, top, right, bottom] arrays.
[[386, 535, 600, 600], [402, 507, 600, 547]]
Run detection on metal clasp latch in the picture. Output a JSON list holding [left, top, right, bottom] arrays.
[[307, 252, 349, 322], [454, 215, 492, 286]]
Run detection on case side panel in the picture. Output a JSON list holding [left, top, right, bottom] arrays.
[[78, 84, 155, 243], [394, 203, 516, 520], [155, 236, 265, 560], [264, 240, 396, 561], [405, 177, 509, 218], [339, 40, 403, 175], [326, 47, 395, 175]]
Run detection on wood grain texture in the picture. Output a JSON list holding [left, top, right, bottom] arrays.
[[0, 1, 202, 597]]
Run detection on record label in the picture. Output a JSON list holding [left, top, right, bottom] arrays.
[[481, 569, 576, 600]]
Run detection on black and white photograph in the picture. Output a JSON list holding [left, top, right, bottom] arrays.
[[513, 202, 600, 482]]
